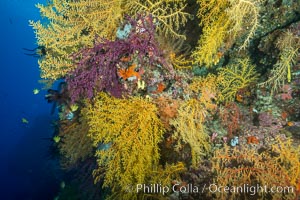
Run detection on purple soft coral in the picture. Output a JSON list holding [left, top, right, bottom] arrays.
[[66, 40, 124, 103], [66, 14, 163, 103]]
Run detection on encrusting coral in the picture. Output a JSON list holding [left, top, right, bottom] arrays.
[[154, 96, 179, 130], [219, 102, 242, 137]]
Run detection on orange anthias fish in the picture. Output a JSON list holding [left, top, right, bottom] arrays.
[[287, 121, 294, 126], [236, 94, 244, 103], [246, 136, 259, 144]]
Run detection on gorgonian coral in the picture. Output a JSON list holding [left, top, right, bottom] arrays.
[[217, 58, 258, 102], [58, 115, 93, 168], [66, 14, 163, 102], [259, 30, 300, 95], [193, 0, 261, 67], [82, 92, 165, 199], [124, 0, 191, 39], [212, 137, 300, 200], [29, 0, 123, 80]]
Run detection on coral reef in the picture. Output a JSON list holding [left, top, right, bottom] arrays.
[[30, 0, 300, 199]]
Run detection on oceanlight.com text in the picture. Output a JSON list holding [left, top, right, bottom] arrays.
[[208, 184, 295, 196]]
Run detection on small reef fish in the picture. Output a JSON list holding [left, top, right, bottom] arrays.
[[53, 135, 61, 143], [152, 82, 166, 94], [70, 104, 79, 112], [22, 118, 29, 124], [287, 121, 294, 126], [33, 88, 40, 95], [236, 94, 243, 103], [60, 181, 65, 189], [66, 111, 74, 120], [120, 55, 131, 62]]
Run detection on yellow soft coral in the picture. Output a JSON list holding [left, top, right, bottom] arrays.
[[259, 31, 300, 95], [124, 0, 191, 39], [169, 52, 193, 69], [217, 58, 258, 102], [193, 0, 261, 67], [83, 93, 164, 199], [212, 137, 300, 200], [272, 137, 300, 188], [171, 99, 211, 167], [171, 76, 218, 167], [188, 74, 219, 109], [192, 0, 230, 67], [58, 116, 93, 168], [227, 0, 261, 50], [30, 0, 123, 80]]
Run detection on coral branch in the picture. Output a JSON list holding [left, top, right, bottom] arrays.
[[66, 14, 163, 102]]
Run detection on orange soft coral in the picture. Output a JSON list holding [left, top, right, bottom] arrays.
[[154, 96, 179, 130], [153, 82, 166, 94], [246, 136, 259, 144], [117, 64, 141, 80]]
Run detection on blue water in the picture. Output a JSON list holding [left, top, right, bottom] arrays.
[[0, 1, 61, 199]]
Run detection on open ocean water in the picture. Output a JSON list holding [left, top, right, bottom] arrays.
[[0, 0, 61, 199]]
